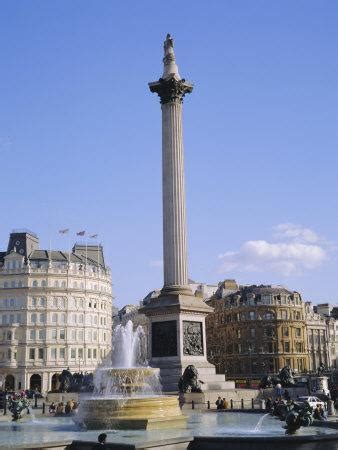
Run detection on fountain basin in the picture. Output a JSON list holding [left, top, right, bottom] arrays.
[[78, 395, 187, 430]]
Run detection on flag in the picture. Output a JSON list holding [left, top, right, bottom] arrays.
[[90, 234, 98, 238], [59, 229, 69, 234], [76, 231, 86, 236]]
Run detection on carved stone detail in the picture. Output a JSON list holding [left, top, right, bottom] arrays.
[[149, 77, 193, 104], [183, 321, 203, 356], [152, 320, 177, 357]]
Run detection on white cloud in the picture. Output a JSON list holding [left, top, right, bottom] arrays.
[[219, 224, 327, 276], [149, 259, 163, 268], [273, 223, 319, 243]]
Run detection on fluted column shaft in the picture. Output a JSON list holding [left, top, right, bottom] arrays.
[[162, 101, 188, 288]]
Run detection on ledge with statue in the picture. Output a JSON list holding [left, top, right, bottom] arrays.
[[46, 369, 94, 404], [179, 365, 314, 409]]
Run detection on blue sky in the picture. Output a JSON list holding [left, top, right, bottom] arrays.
[[1, 1, 337, 307]]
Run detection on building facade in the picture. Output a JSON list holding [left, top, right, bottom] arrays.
[[206, 282, 309, 378], [0, 230, 113, 393]]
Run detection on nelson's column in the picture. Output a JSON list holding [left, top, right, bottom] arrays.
[[142, 35, 228, 392]]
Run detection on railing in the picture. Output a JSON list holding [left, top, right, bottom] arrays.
[[189, 398, 264, 410]]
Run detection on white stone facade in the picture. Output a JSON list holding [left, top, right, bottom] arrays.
[[0, 242, 112, 393]]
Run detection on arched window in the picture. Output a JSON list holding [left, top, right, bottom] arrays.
[[32, 280, 38, 287], [18, 281, 23, 287], [41, 280, 46, 287]]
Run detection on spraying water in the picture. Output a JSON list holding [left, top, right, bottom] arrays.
[[92, 320, 161, 398], [253, 413, 270, 432]]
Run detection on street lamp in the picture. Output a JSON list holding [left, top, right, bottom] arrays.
[[248, 345, 253, 386]]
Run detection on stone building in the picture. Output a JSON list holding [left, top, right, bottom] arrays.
[[304, 302, 331, 372], [0, 230, 113, 393], [312, 303, 338, 371], [206, 282, 309, 378]]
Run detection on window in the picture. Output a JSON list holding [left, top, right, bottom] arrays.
[[51, 348, 57, 359], [41, 280, 46, 287], [72, 313, 77, 324], [236, 329, 241, 338], [61, 281, 66, 288], [88, 348, 92, 358], [264, 328, 274, 337], [78, 330, 84, 340], [51, 329, 57, 339], [31, 313, 37, 323], [284, 342, 290, 352], [249, 311, 255, 320], [38, 348, 44, 359], [250, 329, 255, 338], [40, 297, 46, 307], [281, 310, 288, 320], [30, 330, 36, 340], [60, 313, 66, 324], [29, 348, 35, 359], [59, 348, 65, 359], [295, 328, 301, 338], [11, 281, 15, 288], [71, 348, 76, 359], [39, 313, 45, 323], [18, 281, 23, 287], [31, 298, 37, 307], [71, 330, 76, 340], [79, 314, 84, 324], [283, 327, 289, 337], [60, 329, 65, 340], [93, 331, 97, 341], [52, 313, 57, 323], [38, 329, 45, 340], [93, 349, 97, 359], [54, 280, 59, 288], [32, 280, 38, 287], [295, 342, 302, 352], [52, 297, 58, 308], [16, 314, 21, 323], [78, 348, 83, 359]]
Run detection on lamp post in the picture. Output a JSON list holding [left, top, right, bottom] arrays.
[[248, 345, 253, 387]]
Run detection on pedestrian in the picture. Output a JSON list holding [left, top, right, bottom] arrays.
[[221, 398, 228, 409], [91, 433, 107, 449], [65, 401, 71, 415], [215, 396, 222, 410], [284, 389, 290, 401], [49, 402, 56, 414]]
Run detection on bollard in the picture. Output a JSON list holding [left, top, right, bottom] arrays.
[[327, 400, 335, 416], [192, 400, 195, 410], [207, 400, 210, 410], [34, 395, 38, 408], [251, 398, 254, 409], [3, 398, 6, 416], [230, 399, 233, 409], [260, 399, 266, 410], [241, 399, 244, 409], [42, 402, 45, 414]]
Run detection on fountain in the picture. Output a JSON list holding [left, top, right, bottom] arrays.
[[77, 320, 186, 430]]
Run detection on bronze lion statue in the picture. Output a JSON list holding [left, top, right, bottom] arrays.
[[178, 365, 202, 393]]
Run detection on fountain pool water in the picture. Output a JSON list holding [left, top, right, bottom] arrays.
[[1, 412, 337, 448], [76, 320, 186, 430]]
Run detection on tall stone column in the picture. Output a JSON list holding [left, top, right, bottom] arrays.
[[149, 34, 192, 295], [142, 35, 225, 392]]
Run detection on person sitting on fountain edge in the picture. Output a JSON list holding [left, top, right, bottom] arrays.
[[92, 433, 107, 448]]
